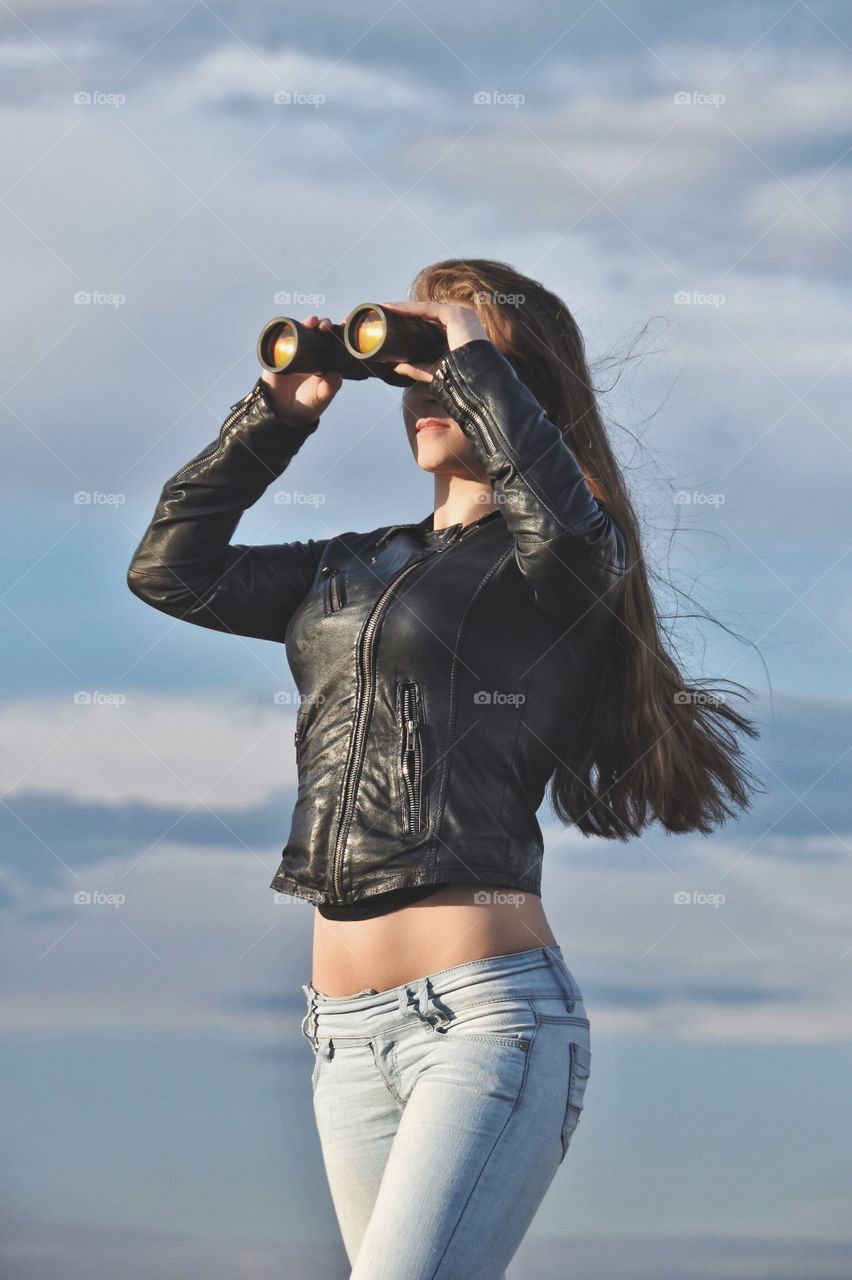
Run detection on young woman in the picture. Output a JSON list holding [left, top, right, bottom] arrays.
[[127, 259, 760, 1279]]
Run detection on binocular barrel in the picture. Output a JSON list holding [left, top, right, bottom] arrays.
[[256, 304, 448, 386], [342, 304, 447, 364], [256, 318, 371, 380]]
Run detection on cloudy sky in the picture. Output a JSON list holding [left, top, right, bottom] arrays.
[[2, 0, 852, 1276]]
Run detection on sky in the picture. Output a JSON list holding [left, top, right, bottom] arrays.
[[1, 0, 852, 1276]]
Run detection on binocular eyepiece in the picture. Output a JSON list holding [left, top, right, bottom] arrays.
[[256, 304, 448, 388]]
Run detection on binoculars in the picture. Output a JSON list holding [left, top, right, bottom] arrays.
[[256, 304, 448, 388]]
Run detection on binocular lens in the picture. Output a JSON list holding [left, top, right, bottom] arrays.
[[258, 320, 298, 371], [270, 325, 297, 369], [351, 308, 386, 355]]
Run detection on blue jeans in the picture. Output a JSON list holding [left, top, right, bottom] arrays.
[[300, 944, 592, 1279]]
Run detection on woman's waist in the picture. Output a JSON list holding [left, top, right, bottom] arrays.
[[302, 940, 584, 1043], [310, 884, 558, 997]]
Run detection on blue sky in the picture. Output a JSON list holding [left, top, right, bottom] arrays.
[[2, 1, 852, 1276]]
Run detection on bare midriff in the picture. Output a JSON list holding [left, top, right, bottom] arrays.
[[311, 883, 559, 997]]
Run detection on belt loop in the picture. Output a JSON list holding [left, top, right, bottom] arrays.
[[398, 977, 447, 1028], [301, 982, 320, 1047], [543, 945, 578, 1011]]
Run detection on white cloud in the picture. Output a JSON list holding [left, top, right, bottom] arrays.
[[0, 694, 298, 807]]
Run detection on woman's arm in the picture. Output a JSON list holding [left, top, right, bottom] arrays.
[[126, 377, 329, 644], [429, 338, 627, 620]]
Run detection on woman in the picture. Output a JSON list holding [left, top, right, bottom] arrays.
[[127, 258, 760, 1278]]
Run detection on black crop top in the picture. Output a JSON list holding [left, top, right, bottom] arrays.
[[317, 883, 448, 920]]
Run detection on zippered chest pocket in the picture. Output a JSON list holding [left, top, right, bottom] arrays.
[[397, 681, 427, 835], [320, 565, 347, 615]]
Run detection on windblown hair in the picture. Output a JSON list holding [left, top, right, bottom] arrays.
[[410, 258, 763, 839]]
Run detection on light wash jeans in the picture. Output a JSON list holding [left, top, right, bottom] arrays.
[[300, 943, 592, 1279]]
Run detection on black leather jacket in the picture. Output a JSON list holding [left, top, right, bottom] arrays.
[[127, 338, 628, 906]]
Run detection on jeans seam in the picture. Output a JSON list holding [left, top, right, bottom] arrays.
[[373, 1038, 405, 1106], [429, 1037, 533, 1279]]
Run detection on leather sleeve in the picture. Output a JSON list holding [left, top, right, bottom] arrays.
[[429, 338, 628, 621], [126, 377, 329, 644]]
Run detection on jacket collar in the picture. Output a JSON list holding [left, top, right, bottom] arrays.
[[374, 506, 502, 550]]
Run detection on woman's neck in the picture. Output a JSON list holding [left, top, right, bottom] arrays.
[[432, 475, 497, 531]]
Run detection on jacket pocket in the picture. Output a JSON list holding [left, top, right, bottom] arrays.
[[397, 681, 426, 835], [321, 565, 346, 615]]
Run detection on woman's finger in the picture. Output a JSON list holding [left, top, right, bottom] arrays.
[[392, 361, 434, 383]]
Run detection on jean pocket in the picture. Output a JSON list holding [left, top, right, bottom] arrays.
[[560, 1040, 591, 1161], [438, 997, 538, 1050]]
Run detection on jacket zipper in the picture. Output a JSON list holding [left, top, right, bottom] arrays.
[[172, 383, 264, 484], [322, 566, 346, 614], [329, 510, 491, 898], [330, 537, 464, 898], [435, 364, 497, 456], [400, 682, 423, 834]]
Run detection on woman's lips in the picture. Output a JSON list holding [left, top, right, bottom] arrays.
[[415, 417, 451, 432]]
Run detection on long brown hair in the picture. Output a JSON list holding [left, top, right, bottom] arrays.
[[410, 258, 764, 839]]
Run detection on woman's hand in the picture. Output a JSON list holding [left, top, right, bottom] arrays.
[[260, 315, 344, 425], [380, 300, 490, 384]]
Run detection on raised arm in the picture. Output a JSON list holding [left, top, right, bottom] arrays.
[[126, 376, 328, 644], [429, 338, 628, 622]]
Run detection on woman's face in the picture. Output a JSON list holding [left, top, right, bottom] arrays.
[[399, 360, 485, 479]]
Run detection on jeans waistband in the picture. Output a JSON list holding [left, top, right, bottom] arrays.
[[300, 945, 583, 1052]]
